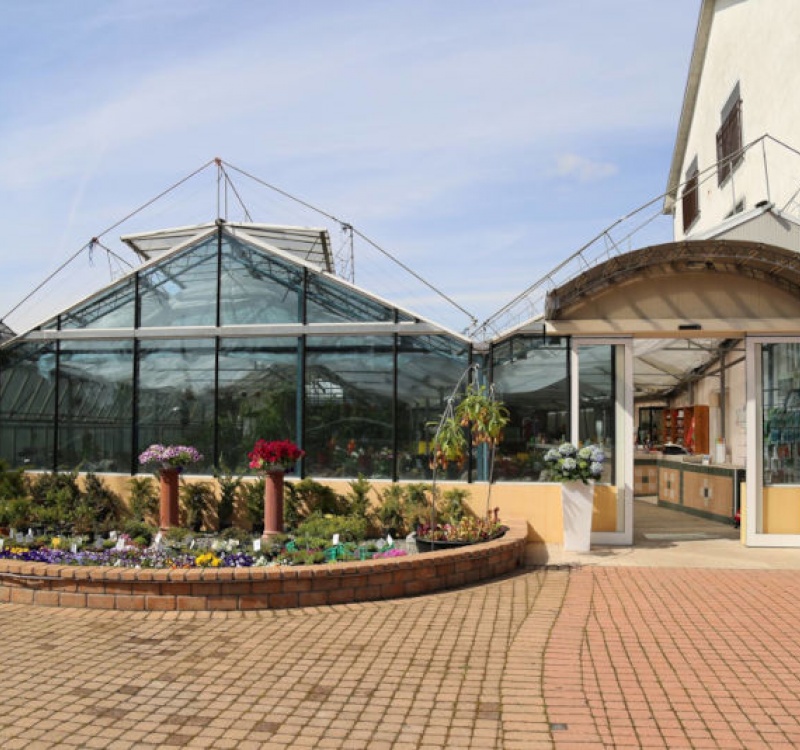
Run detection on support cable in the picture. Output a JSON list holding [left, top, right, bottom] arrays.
[[219, 164, 253, 223], [1, 159, 217, 325], [223, 160, 478, 326]]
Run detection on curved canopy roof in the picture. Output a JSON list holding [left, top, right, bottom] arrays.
[[545, 239, 800, 320]]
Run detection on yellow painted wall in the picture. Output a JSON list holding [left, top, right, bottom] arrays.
[[33, 472, 622, 548], [320, 479, 566, 544], [762, 485, 800, 534], [593, 485, 618, 532]]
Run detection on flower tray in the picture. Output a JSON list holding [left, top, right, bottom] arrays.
[[414, 529, 506, 553]]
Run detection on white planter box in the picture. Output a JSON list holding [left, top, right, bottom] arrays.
[[562, 481, 594, 552]]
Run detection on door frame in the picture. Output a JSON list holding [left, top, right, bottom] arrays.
[[571, 337, 634, 546], [745, 335, 800, 547]]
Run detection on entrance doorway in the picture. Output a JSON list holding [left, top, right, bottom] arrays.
[[629, 337, 745, 542]]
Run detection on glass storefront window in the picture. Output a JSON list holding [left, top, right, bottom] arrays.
[[762, 342, 800, 485], [137, 339, 216, 473], [305, 336, 394, 477], [58, 340, 134, 471], [396, 335, 471, 481], [0, 341, 56, 469], [491, 336, 570, 481], [577, 345, 615, 484], [218, 338, 299, 473]]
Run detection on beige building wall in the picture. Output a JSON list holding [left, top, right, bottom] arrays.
[[674, 0, 800, 238]]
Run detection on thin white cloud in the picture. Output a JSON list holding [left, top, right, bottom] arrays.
[[555, 154, 619, 183]]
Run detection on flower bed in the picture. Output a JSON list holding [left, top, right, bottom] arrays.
[[0, 534, 405, 569], [0, 519, 526, 611]]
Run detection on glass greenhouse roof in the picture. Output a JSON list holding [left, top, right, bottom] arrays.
[[121, 222, 333, 272]]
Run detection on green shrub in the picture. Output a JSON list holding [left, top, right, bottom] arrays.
[[346, 475, 373, 517], [27, 471, 84, 532], [285, 479, 348, 527], [283, 548, 326, 565], [220, 526, 252, 544], [122, 520, 157, 546], [0, 460, 25, 501], [439, 488, 470, 525], [296, 513, 368, 543], [83, 473, 129, 535], [214, 463, 241, 531], [179, 481, 216, 532], [165, 526, 190, 543], [128, 477, 158, 523], [239, 478, 266, 533], [374, 485, 405, 535], [4, 496, 32, 529], [402, 483, 432, 534]]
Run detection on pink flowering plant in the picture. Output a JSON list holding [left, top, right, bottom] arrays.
[[138, 444, 203, 473], [417, 515, 505, 544], [248, 439, 305, 473]]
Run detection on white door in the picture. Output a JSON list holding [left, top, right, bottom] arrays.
[[571, 338, 634, 545], [745, 336, 800, 547]]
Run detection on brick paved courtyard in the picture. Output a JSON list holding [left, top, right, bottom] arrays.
[[4, 565, 800, 748]]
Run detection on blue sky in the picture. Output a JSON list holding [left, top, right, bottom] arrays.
[[0, 0, 698, 335]]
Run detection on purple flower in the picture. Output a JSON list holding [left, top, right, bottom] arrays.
[[139, 444, 203, 470]]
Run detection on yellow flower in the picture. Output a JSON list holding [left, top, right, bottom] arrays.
[[195, 552, 222, 568], [51, 537, 62, 549]]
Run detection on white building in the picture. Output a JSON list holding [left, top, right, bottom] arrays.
[[664, 0, 800, 251]]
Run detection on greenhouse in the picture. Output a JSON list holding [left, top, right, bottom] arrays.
[[0, 221, 477, 481]]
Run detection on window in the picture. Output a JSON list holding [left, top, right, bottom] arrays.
[[716, 84, 742, 185], [682, 158, 700, 232], [491, 336, 570, 482]]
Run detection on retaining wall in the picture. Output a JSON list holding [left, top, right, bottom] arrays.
[[0, 519, 526, 611]]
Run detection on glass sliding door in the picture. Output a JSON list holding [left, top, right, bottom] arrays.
[[745, 337, 800, 546], [571, 338, 633, 544]]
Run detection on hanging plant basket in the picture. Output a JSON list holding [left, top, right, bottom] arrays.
[[429, 382, 510, 470]]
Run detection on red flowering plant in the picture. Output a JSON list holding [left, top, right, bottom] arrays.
[[248, 439, 305, 473]]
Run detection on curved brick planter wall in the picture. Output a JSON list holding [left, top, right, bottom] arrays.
[[0, 519, 526, 611]]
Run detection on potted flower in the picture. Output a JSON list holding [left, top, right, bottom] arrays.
[[543, 443, 605, 552], [139, 444, 204, 474], [138, 444, 204, 530], [248, 439, 305, 474], [248, 439, 305, 538], [416, 510, 506, 552]]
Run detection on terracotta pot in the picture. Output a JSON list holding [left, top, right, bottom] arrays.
[[262, 470, 285, 538], [159, 468, 181, 529]]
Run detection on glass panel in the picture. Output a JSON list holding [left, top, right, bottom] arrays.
[[138, 235, 218, 327], [305, 336, 394, 478], [218, 337, 299, 473], [60, 278, 136, 329], [762, 342, 800, 485], [577, 345, 615, 484], [57, 341, 133, 471], [306, 274, 394, 323], [492, 336, 569, 481], [137, 339, 215, 473], [397, 334, 470, 480], [220, 236, 303, 325], [0, 341, 56, 469]]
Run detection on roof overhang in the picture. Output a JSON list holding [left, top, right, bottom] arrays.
[[545, 238, 800, 321]]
